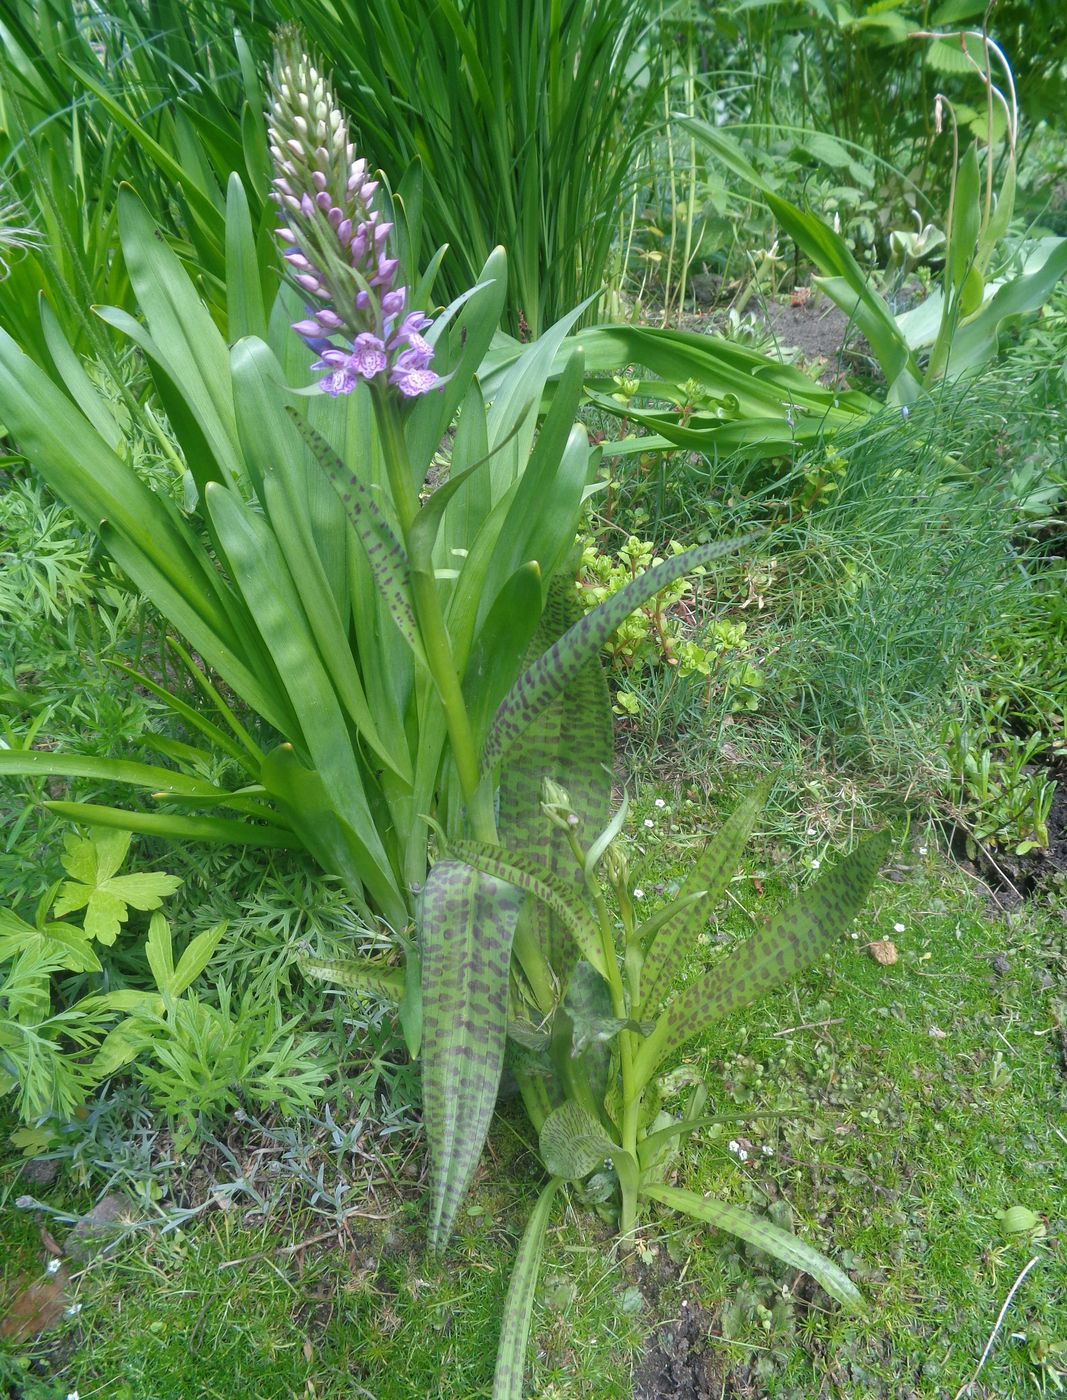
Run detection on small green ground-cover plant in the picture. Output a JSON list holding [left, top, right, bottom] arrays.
[[0, 826, 332, 1148]]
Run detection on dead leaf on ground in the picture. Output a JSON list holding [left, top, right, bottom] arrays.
[[868, 939, 898, 966], [0, 1264, 69, 1342]]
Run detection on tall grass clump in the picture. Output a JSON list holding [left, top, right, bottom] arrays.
[[229, 0, 666, 337]]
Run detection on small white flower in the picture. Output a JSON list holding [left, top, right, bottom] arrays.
[[65, 1303, 82, 1317], [67, 1391, 80, 1400], [654, 798, 666, 809], [850, 931, 860, 940], [46, 1258, 61, 1275], [728, 1139, 739, 1153], [806, 827, 817, 836], [919, 846, 928, 855], [737, 1147, 749, 1162], [762, 1144, 774, 1157], [811, 859, 821, 870], [633, 888, 645, 900], [893, 922, 906, 934], [643, 818, 654, 828]]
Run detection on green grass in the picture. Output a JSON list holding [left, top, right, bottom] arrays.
[[3, 809, 1063, 1398]]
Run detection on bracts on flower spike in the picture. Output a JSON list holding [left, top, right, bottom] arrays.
[[267, 30, 442, 400]]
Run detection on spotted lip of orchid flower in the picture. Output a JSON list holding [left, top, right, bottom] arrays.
[[268, 35, 442, 400]]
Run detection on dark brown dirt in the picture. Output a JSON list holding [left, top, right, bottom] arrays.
[[633, 1300, 726, 1400]]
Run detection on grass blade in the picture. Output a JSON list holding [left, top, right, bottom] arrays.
[[492, 1178, 564, 1400]]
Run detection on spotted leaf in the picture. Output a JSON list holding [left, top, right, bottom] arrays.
[[634, 829, 890, 1088], [482, 534, 757, 772], [420, 860, 523, 1251]]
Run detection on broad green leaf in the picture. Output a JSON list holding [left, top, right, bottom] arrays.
[[639, 782, 770, 1016], [420, 861, 523, 1250], [538, 1101, 617, 1181], [225, 173, 267, 342], [947, 145, 982, 296], [764, 192, 916, 390], [38, 295, 123, 452], [946, 239, 1067, 378], [0, 730, 252, 791], [634, 830, 891, 1088], [52, 830, 181, 946], [116, 188, 242, 490], [258, 745, 405, 931], [644, 1185, 865, 1312], [492, 1178, 563, 1400], [297, 954, 405, 1002], [447, 841, 606, 978], [0, 328, 232, 642], [484, 536, 754, 772]]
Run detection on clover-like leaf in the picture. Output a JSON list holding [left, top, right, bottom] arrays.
[[52, 829, 182, 946]]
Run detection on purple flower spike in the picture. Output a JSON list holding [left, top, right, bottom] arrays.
[[270, 35, 441, 400]]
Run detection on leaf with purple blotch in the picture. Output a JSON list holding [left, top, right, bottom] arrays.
[[634, 829, 891, 1088], [482, 534, 758, 773], [420, 861, 523, 1251]]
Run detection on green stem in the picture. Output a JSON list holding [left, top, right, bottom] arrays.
[[372, 387, 494, 839], [566, 826, 642, 1173]]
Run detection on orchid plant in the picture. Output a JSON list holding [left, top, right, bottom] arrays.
[[0, 35, 890, 1393]]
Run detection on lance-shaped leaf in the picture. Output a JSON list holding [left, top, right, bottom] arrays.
[[634, 830, 890, 1089], [483, 535, 756, 772], [496, 577, 613, 983], [492, 1178, 563, 1400], [287, 410, 426, 665], [644, 1185, 865, 1313], [639, 782, 770, 1016], [42, 801, 296, 850], [421, 861, 523, 1251], [447, 841, 606, 978], [297, 954, 405, 1003]]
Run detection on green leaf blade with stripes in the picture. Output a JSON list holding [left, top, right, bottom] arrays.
[[644, 1185, 865, 1313], [639, 782, 770, 1016]]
